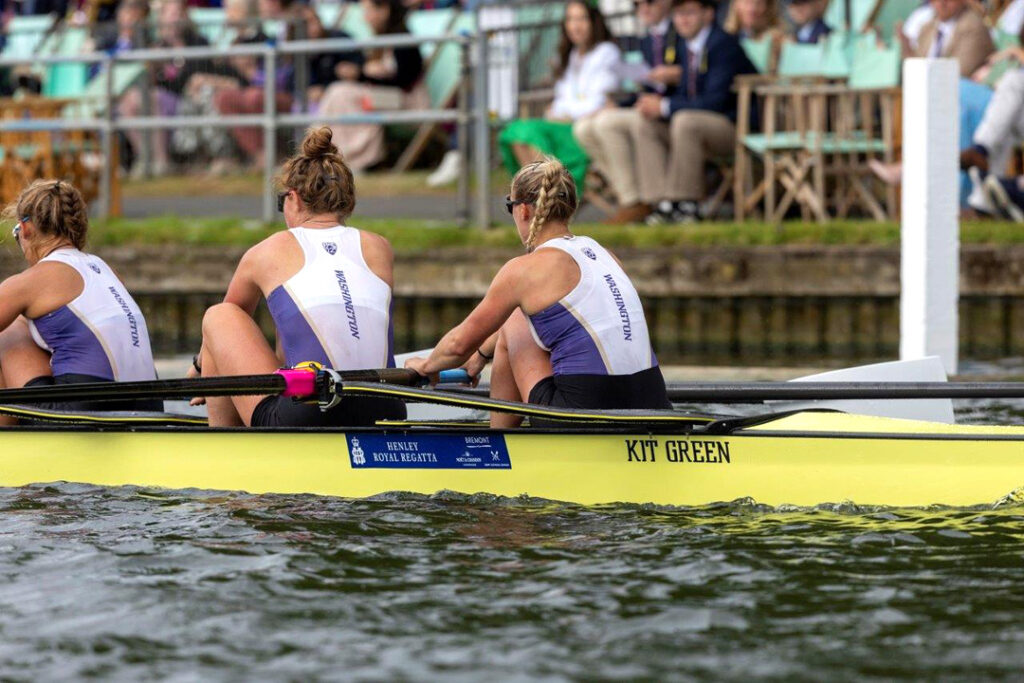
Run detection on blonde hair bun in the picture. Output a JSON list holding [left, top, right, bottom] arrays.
[[301, 126, 339, 159]]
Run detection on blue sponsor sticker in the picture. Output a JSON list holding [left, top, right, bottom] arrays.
[[347, 433, 511, 469]]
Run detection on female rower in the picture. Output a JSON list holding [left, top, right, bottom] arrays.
[[194, 125, 406, 427], [0, 179, 159, 422], [405, 158, 671, 427]]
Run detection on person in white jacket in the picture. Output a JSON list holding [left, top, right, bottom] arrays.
[[496, 0, 622, 193]]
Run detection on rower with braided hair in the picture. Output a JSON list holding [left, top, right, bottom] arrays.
[[406, 157, 670, 427], [0, 179, 160, 423]]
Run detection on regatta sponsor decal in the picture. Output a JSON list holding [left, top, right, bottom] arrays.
[[88, 263, 101, 274], [107, 287, 140, 347], [624, 438, 731, 464], [603, 274, 632, 341], [347, 434, 511, 469], [333, 269, 360, 339], [582, 247, 597, 260]]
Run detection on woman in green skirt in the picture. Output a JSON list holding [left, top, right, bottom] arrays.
[[499, 0, 622, 192]]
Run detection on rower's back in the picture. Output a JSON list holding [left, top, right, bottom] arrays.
[[268, 225, 395, 371], [30, 247, 156, 382]]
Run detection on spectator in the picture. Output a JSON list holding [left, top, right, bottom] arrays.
[[962, 40, 1024, 219], [723, 0, 785, 71], [784, 0, 830, 44], [173, 0, 264, 170], [119, 0, 212, 177], [293, 4, 364, 111], [210, 2, 295, 171], [497, 1, 621, 192], [317, 0, 425, 171], [635, 0, 755, 224], [910, 0, 994, 77], [573, 0, 680, 224], [92, 0, 149, 66]]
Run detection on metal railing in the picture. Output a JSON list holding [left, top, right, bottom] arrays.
[[0, 30, 485, 224], [0, 1, 631, 229]]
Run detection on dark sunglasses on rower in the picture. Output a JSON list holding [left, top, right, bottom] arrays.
[[505, 196, 529, 215]]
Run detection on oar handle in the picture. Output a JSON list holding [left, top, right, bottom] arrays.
[[276, 367, 472, 398]]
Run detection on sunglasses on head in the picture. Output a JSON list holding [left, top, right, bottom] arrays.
[[277, 191, 290, 213]]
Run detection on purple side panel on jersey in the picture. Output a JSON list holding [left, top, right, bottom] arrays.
[[528, 302, 609, 376], [31, 306, 114, 380], [386, 298, 396, 368], [267, 286, 331, 368]]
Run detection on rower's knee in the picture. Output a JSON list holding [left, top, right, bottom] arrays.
[[201, 302, 246, 338]]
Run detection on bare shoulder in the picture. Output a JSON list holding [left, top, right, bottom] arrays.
[[358, 230, 394, 259]]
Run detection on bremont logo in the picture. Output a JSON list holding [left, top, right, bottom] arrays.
[[323, 242, 337, 255]]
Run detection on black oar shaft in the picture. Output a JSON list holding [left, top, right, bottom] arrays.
[[0, 375, 287, 404], [665, 382, 1024, 402], [0, 368, 426, 405]]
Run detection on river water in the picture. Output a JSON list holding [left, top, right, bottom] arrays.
[[2, 363, 1024, 679]]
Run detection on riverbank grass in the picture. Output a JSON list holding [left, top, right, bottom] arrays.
[[88, 215, 1024, 252]]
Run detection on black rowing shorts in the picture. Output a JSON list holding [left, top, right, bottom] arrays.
[[528, 366, 672, 410], [24, 373, 164, 413], [251, 394, 407, 428]]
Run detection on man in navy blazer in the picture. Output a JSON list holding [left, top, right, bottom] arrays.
[[787, 0, 832, 44], [634, 0, 756, 223], [573, 0, 682, 224]]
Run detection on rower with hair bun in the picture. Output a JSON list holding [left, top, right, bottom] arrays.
[[406, 157, 670, 427], [193, 125, 406, 427], [0, 179, 160, 422]]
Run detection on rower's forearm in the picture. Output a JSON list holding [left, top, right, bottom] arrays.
[[422, 330, 476, 374]]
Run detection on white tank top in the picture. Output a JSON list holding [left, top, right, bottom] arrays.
[[526, 236, 657, 376], [28, 248, 157, 381], [266, 226, 395, 370]]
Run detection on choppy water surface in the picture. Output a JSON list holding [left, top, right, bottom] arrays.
[[3, 362, 1024, 679], [3, 489, 1024, 679]]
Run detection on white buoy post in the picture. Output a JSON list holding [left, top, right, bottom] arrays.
[[900, 58, 960, 376]]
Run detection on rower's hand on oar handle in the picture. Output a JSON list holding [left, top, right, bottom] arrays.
[[403, 357, 439, 386]]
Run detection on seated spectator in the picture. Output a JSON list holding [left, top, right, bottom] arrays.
[[317, 0, 426, 171], [785, 0, 830, 44], [910, 0, 993, 78], [723, 0, 785, 71], [497, 1, 621, 192], [209, 0, 296, 171], [897, 0, 935, 52], [90, 0, 149, 79], [635, 0, 755, 224], [173, 0, 264, 171], [119, 0, 212, 177], [573, 0, 681, 224], [294, 4, 364, 112]]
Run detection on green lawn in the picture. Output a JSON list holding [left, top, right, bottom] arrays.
[[86, 215, 1024, 253]]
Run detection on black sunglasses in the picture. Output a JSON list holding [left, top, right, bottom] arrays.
[[505, 195, 530, 215], [277, 191, 289, 213]]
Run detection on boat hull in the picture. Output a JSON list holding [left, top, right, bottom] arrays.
[[4, 412, 1024, 507]]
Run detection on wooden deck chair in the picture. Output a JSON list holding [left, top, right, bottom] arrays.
[[734, 42, 829, 221], [392, 11, 475, 173], [41, 25, 89, 98], [819, 40, 901, 220], [2, 15, 57, 60]]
